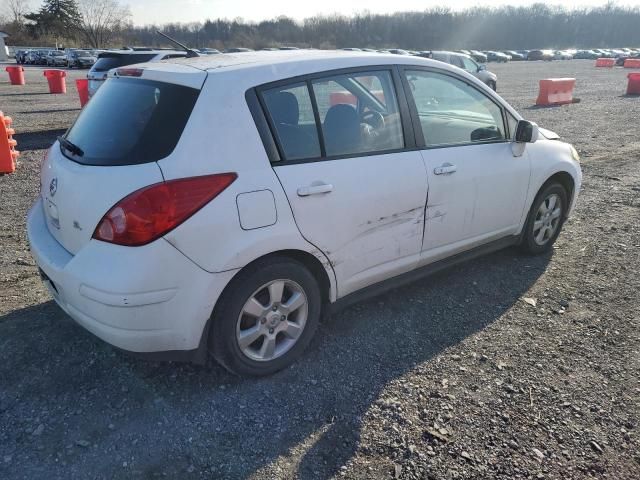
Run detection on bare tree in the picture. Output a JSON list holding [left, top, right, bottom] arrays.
[[77, 0, 130, 48], [5, 0, 31, 25]]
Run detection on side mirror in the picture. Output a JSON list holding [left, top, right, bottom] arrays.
[[515, 120, 539, 143], [478, 64, 486, 72]]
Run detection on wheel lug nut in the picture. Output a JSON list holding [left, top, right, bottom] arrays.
[[280, 315, 286, 321], [269, 328, 274, 334], [260, 318, 266, 324], [272, 306, 278, 311]]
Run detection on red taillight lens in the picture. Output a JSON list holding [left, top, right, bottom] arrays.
[[93, 173, 237, 246], [115, 68, 144, 77]]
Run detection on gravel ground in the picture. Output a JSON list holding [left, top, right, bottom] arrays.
[[0, 60, 638, 480]]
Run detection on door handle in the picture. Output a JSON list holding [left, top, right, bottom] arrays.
[[297, 183, 334, 197], [434, 163, 457, 175]]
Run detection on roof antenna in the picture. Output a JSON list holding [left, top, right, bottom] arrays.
[[156, 30, 200, 58]]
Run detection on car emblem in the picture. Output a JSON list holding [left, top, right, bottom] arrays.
[[49, 178, 58, 197]]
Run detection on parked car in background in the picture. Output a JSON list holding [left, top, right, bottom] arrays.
[[504, 50, 525, 61], [469, 50, 488, 63], [527, 49, 554, 61], [66, 50, 97, 68], [388, 49, 410, 55], [517, 50, 530, 59], [554, 50, 574, 60], [593, 49, 614, 58], [46, 50, 67, 67], [224, 47, 254, 53], [199, 48, 221, 54], [27, 50, 581, 376], [430, 51, 498, 90], [87, 50, 190, 97], [574, 50, 599, 59], [486, 51, 510, 62], [616, 53, 640, 66], [15, 49, 28, 64], [26, 50, 47, 65]]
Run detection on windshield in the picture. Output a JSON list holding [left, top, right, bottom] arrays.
[[92, 54, 156, 72], [75, 50, 90, 56], [63, 78, 199, 166]]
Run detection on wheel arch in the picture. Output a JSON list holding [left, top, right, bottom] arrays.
[[218, 249, 335, 311], [540, 171, 575, 217]]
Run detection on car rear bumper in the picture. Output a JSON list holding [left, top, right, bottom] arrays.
[[27, 198, 238, 355]]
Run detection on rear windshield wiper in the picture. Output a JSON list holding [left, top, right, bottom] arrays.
[[58, 136, 84, 157]]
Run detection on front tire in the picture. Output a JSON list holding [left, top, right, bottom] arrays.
[[520, 183, 568, 254], [209, 256, 322, 376]]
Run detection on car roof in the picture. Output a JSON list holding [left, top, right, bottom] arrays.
[[100, 49, 185, 56], [162, 49, 455, 76]]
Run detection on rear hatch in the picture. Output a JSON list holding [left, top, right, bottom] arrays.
[[41, 65, 206, 254]]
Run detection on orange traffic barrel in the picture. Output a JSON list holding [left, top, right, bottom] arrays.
[[627, 73, 640, 95], [6, 66, 25, 85], [76, 78, 89, 107], [43, 69, 67, 94]]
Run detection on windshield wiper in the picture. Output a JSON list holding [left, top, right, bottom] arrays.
[[58, 136, 84, 157]]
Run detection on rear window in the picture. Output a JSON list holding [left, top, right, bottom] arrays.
[[93, 54, 155, 72], [62, 78, 199, 166]]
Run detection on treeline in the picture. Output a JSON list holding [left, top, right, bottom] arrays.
[[119, 4, 640, 50], [4, 3, 640, 50]]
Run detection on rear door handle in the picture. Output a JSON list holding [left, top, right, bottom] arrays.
[[297, 183, 334, 197], [434, 163, 457, 175]]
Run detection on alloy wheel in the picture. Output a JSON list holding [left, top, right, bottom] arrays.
[[532, 193, 563, 246], [235, 279, 308, 362]]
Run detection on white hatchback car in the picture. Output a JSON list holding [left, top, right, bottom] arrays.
[[28, 51, 581, 376]]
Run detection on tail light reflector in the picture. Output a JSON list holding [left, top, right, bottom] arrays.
[[93, 173, 237, 246]]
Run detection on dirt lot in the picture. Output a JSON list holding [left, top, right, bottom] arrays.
[[0, 61, 639, 480]]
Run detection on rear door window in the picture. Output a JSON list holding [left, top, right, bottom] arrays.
[[62, 78, 199, 166], [261, 83, 321, 161], [310, 70, 404, 156]]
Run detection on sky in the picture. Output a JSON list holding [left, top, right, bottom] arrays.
[[127, 0, 640, 25]]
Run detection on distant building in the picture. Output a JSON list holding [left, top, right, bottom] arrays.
[[0, 32, 8, 61]]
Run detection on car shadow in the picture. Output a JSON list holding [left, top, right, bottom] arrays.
[[0, 247, 551, 479], [14, 128, 67, 150]]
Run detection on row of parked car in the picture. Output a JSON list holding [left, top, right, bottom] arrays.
[[341, 47, 640, 63], [13, 46, 297, 67], [15, 48, 99, 68]]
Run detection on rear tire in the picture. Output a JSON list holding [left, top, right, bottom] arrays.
[[209, 256, 322, 376], [520, 183, 568, 254]]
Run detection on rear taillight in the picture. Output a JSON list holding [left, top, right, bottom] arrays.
[[115, 68, 144, 77], [93, 173, 237, 246]]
